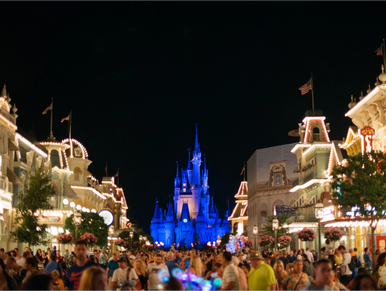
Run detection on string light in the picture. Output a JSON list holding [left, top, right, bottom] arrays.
[[71, 185, 106, 200], [16, 133, 47, 158], [290, 178, 330, 193], [62, 138, 88, 158]]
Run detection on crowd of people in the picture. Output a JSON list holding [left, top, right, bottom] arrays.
[[0, 239, 385, 290]]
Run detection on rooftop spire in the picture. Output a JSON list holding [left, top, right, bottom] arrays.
[[187, 148, 191, 170], [204, 154, 207, 173], [194, 123, 199, 151], [1, 84, 6, 98], [153, 198, 160, 220], [210, 196, 215, 213], [197, 201, 205, 220], [166, 201, 174, 218], [176, 161, 179, 178]]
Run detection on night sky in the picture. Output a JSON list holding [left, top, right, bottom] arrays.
[[0, 3, 385, 232]]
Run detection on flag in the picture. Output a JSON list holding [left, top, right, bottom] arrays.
[[299, 79, 312, 95], [288, 129, 300, 137], [376, 47, 382, 56], [240, 165, 245, 175], [61, 115, 70, 123], [42, 104, 52, 115]]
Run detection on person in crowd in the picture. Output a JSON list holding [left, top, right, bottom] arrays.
[[204, 262, 223, 280], [129, 255, 137, 269], [78, 266, 107, 291], [0, 258, 17, 290], [231, 256, 247, 290], [112, 257, 139, 290], [44, 255, 63, 277], [190, 255, 202, 276], [52, 246, 57, 257], [376, 249, 381, 264], [41, 250, 49, 268], [281, 259, 310, 290], [263, 255, 271, 265], [20, 274, 54, 290], [221, 251, 239, 290], [0, 248, 7, 261], [64, 239, 99, 291], [100, 249, 106, 268], [351, 273, 377, 290], [325, 239, 334, 254], [5, 256, 27, 287], [241, 262, 250, 280], [92, 250, 100, 264], [14, 248, 21, 260], [135, 259, 148, 290], [16, 250, 29, 267], [327, 254, 337, 271], [165, 251, 178, 274], [106, 250, 120, 289], [302, 254, 315, 281], [376, 253, 386, 289], [146, 254, 169, 290], [273, 260, 288, 290], [338, 245, 352, 286], [305, 247, 314, 263], [354, 248, 362, 261], [334, 248, 343, 266], [271, 251, 279, 268], [162, 275, 184, 290], [287, 250, 296, 263], [278, 250, 290, 271], [328, 269, 348, 291], [24, 257, 39, 282], [52, 270, 65, 291], [248, 251, 276, 291], [304, 259, 331, 290], [363, 247, 372, 269]]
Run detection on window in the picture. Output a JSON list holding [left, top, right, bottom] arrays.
[[183, 188, 186, 193], [73, 167, 82, 181], [74, 173, 79, 181], [313, 127, 320, 141], [183, 183, 186, 187]]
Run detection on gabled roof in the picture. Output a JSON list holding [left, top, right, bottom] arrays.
[[234, 181, 248, 199], [228, 200, 248, 220], [180, 203, 191, 221]]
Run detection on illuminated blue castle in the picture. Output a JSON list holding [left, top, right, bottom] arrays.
[[150, 126, 231, 248]]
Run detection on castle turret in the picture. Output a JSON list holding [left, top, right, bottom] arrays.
[[191, 124, 202, 186], [187, 149, 192, 185], [165, 201, 175, 247], [150, 201, 160, 242]]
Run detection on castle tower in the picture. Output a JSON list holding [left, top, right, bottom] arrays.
[[150, 201, 160, 242], [165, 201, 175, 247], [191, 124, 202, 186]]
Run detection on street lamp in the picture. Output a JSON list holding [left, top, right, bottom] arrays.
[[272, 218, 279, 251], [70, 202, 75, 208], [63, 198, 69, 209], [315, 201, 324, 256], [130, 231, 134, 251], [73, 212, 82, 240], [253, 225, 258, 250]]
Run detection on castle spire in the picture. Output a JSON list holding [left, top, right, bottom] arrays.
[[210, 196, 215, 213], [153, 199, 160, 220], [194, 123, 199, 152], [176, 161, 179, 178], [197, 201, 205, 222], [204, 154, 207, 173], [166, 201, 174, 220], [187, 148, 191, 170]]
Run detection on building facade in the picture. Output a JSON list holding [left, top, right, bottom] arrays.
[[247, 143, 299, 249], [150, 127, 230, 248]]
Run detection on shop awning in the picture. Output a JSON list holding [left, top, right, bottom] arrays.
[[52, 179, 62, 195], [7, 168, 22, 185], [63, 181, 78, 198]]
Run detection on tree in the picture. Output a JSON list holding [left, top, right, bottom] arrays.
[[119, 229, 154, 250], [263, 213, 290, 237], [331, 150, 386, 269], [10, 168, 53, 246], [64, 212, 108, 248]]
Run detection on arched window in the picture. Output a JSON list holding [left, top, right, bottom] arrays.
[[260, 203, 267, 223], [272, 199, 284, 213], [313, 127, 320, 141]]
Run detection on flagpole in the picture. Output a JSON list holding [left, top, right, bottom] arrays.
[[69, 110, 73, 158], [382, 39, 386, 71], [311, 73, 315, 114], [117, 168, 119, 186], [50, 98, 54, 140], [243, 161, 246, 181]]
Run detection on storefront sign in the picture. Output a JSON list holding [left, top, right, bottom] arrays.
[[36, 216, 61, 223], [322, 206, 335, 222], [359, 126, 376, 153], [276, 205, 297, 216]]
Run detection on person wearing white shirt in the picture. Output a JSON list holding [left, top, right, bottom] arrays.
[[112, 257, 139, 290], [221, 251, 240, 290], [305, 247, 314, 263], [338, 245, 352, 286]]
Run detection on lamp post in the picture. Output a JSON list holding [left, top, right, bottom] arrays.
[[63, 198, 69, 210], [129, 231, 134, 251], [73, 212, 81, 240], [315, 201, 324, 256], [253, 225, 258, 250], [272, 218, 279, 251]]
